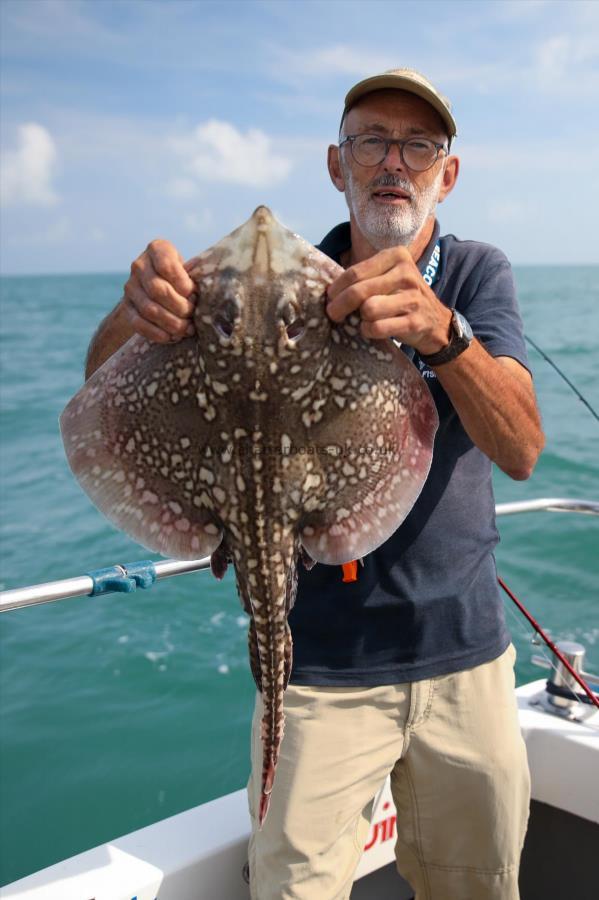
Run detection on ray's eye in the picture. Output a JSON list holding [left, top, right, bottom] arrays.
[[281, 301, 305, 342], [286, 318, 305, 341], [214, 314, 234, 339], [213, 301, 238, 340]]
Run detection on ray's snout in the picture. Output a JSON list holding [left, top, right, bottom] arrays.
[[252, 205, 274, 221]]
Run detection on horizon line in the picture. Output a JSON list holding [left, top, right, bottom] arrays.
[[2, 262, 599, 279]]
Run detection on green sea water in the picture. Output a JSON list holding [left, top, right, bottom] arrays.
[[0, 267, 598, 885]]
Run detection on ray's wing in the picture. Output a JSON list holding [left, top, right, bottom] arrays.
[[299, 325, 438, 564], [60, 335, 222, 560]]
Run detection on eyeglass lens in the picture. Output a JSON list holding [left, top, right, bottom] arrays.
[[350, 135, 440, 171]]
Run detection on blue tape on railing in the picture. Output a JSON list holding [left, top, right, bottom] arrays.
[[123, 560, 157, 590], [86, 561, 157, 597]]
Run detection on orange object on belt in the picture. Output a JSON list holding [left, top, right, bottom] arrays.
[[341, 560, 358, 583]]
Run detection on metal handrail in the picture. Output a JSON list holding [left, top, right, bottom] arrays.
[[1, 498, 597, 613], [495, 498, 599, 516], [0, 558, 211, 613]]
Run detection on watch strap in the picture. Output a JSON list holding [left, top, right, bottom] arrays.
[[419, 310, 472, 366]]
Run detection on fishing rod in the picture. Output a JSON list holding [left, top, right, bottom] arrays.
[[525, 334, 599, 423], [498, 576, 599, 710], [505, 335, 599, 707]]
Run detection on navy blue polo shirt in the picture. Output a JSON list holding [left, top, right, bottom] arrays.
[[288, 220, 529, 686]]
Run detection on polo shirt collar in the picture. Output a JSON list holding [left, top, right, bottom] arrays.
[[317, 220, 441, 276]]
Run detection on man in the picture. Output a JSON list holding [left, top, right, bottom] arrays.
[[85, 69, 544, 899]]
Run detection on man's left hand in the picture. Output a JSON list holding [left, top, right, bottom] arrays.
[[326, 246, 453, 356]]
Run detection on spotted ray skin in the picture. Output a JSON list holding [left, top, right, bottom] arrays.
[[60, 207, 438, 826]]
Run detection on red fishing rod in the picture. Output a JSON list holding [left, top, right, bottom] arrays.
[[498, 575, 599, 710]]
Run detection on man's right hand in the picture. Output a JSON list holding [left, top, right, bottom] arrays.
[[122, 239, 196, 344]]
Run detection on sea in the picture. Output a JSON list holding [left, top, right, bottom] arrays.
[[0, 267, 598, 885]]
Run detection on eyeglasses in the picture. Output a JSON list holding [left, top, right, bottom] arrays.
[[339, 134, 447, 171]]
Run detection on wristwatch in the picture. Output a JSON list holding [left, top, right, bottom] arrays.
[[419, 310, 473, 366]]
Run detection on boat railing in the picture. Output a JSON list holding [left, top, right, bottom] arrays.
[[1, 497, 597, 613], [495, 497, 599, 516]]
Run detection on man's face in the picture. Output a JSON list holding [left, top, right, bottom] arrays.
[[337, 90, 450, 249]]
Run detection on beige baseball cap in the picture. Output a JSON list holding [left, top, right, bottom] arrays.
[[343, 68, 457, 140]]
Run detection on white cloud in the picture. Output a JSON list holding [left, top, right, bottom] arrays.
[[291, 44, 397, 77], [166, 177, 200, 199], [3, 0, 127, 58], [2, 215, 70, 246], [1, 123, 59, 207], [266, 42, 398, 84], [170, 120, 292, 188], [269, 25, 599, 101], [532, 32, 599, 94], [491, 0, 549, 22]]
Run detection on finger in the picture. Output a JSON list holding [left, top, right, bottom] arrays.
[[126, 281, 193, 337], [146, 240, 195, 297], [327, 270, 416, 322], [138, 273, 196, 319], [360, 292, 418, 322], [122, 298, 173, 343], [360, 316, 410, 341], [327, 245, 412, 302], [127, 256, 195, 321]]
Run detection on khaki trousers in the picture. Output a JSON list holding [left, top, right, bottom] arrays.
[[247, 644, 530, 900]]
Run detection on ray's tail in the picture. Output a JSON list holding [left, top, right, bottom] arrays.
[[235, 537, 297, 829], [256, 619, 293, 827]]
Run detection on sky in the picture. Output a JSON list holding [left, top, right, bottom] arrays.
[[1, 0, 598, 274]]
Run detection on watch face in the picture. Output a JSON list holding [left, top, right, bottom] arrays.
[[454, 311, 473, 342]]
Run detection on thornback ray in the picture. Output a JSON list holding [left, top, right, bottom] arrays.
[[60, 206, 438, 826]]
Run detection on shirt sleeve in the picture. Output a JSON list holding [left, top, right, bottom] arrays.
[[456, 248, 530, 371]]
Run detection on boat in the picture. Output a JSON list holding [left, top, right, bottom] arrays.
[[1, 498, 598, 900]]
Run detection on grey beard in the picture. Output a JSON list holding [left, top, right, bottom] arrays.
[[345, 171, 442, 249]]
